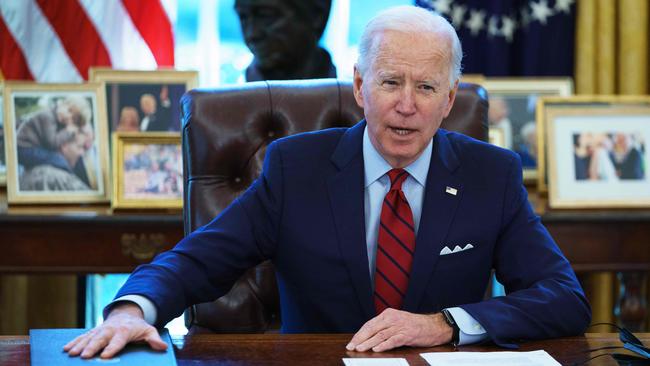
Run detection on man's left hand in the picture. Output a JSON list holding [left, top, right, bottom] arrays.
[[346, 308, 453, 352]]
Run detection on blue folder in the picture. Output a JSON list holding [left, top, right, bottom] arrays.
[[29, 328, 177, 366]]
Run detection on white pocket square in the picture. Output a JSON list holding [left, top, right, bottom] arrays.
[[439, 243, 474, 256]]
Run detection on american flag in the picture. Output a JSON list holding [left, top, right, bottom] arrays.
[[417, 0, 575, 76], [0, 0, 174, 82]]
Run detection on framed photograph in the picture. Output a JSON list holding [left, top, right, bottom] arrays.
[[541, 96, 650, 208], [0, 83, 5, 186], [112, 132, 182, 209], [483, 78, 573, 183], [488, 127, 506, 148], [89, 68, 198, 135], [3, 83, 110, 204], [460, 74, 485, 86]]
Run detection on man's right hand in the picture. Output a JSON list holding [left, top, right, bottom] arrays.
[[63, 302, 167, 359]]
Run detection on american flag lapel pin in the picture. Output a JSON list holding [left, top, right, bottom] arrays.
[[445, 186, 458, 196]]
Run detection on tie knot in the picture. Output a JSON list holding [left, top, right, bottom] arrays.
[[387, 169, 408, 191]]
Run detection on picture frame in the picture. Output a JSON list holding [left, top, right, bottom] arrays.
[[89, 68, 198, 136], [460, 74, 485, 86], [488, 127, 506, 148], [540, 96, 650, 208], [482, 77, 573, 183], [0, 83, 5, 186], [3, 82, 110, 204], [112, 132, 182, 210]]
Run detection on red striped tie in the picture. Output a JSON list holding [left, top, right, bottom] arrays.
[[374, 169, 416, 314]]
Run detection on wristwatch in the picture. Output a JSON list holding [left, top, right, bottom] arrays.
[[441, 309, 460, 347]]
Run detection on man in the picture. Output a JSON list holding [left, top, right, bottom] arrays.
[[235, 0, 336, 81], [139, 88, 171, 132], [65, 5, 590, 359]]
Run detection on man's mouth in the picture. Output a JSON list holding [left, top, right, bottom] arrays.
[[390, 127, 415, 136]]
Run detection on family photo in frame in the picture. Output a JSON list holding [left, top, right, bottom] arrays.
[[112, 132, 182, 210], [482, 78, 573, 182], [542, 98, 650, 208], [89, 68, 198, 136], [3, 83, 110, 204]]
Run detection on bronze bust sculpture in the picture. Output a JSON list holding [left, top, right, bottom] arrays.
[[235, 0, 336, 81]]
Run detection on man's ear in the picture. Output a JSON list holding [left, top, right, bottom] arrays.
[[443, 79, 459, 118], [353, 65, 365, 109]]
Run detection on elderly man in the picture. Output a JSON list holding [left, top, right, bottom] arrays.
[[65, 5, 590, 359]]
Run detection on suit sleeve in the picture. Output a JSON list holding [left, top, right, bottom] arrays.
[[114, 141, 284, 327], [460, 154, 592, 348]]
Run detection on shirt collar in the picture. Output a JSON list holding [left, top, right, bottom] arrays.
[[363, 125, 432, 188]]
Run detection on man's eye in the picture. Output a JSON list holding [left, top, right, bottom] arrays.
[[382, 80, 398, 86], [420, 84, 435, 92]]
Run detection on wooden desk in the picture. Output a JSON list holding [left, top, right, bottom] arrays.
[[1, 333, 648, 365]]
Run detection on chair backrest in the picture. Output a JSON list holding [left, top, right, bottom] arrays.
[[180, 79, 488, 333]]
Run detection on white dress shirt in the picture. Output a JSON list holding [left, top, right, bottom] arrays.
[[110, 126, 488, 345]]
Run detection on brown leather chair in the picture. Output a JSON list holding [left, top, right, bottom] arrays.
[[180, 79, 488, 333]]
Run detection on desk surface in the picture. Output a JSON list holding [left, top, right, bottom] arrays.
[[1, 333, 648, 365]]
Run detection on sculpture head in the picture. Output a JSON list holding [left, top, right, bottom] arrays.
[[235, 0, 331, 72]]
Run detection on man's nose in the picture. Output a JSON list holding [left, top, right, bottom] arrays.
[[395, 87, 417, 115]]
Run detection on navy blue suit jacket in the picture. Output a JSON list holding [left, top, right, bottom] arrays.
[[117, 121, 591, 347]]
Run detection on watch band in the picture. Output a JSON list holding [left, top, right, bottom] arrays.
[[441, 309, 460, 346]]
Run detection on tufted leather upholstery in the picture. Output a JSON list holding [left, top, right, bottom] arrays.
[[180, 79, 488, 333]]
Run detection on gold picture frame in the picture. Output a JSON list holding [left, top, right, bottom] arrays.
[[482, 77, 573, 184], [112, 132, 182, 210], [0, 82, 5, 186], [540, 96, 650, 208], [89, 68, 198, 135], [460, 74, 485, 86], [4, 82, 110, 204]]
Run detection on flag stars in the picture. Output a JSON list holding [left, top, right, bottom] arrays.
[[487, 16, 499, 38], [501, 16, 516, 42], [554, 0, 574, 14], [466, 9, 486, 36], [450, 4, 467, 30], [432, 0, 452, 15], [531, 0, 554, 25]]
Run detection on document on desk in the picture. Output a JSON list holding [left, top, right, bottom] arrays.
[[30, 328, 177, 366], [343, 358, 410, 366], [420, 350, 561, 366]]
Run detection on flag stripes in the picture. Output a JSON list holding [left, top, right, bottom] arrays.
[[0, 0, 174, 82]]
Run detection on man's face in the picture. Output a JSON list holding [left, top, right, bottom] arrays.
[[235, 0, 315, 70], [140, 97, 156, 115], [353, 30, 457, 168]]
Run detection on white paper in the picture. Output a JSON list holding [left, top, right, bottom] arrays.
[[420, 350, 561, 366], [342, 358, 410, 366]]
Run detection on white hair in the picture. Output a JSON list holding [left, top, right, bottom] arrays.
[[356, 5, 462, 89]]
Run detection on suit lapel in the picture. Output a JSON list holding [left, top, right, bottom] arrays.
[[327, 121, 374, 319], [403, 130, 464, 312]]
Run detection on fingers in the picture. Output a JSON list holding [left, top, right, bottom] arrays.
[[354, 327, 399, 352], [347, 311, 391, 351], [143, 327, 168, 351], [99, 331, 129, 359], [65, 331, 96, 356], [370, 332, 407, 352], [80, 328, 118, 359], [63, 331, 92, 352]]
